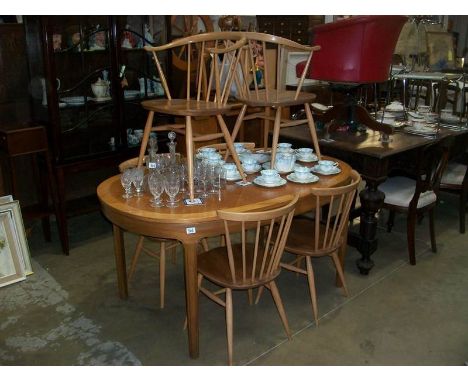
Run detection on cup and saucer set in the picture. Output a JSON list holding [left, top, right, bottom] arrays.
[[222, 163, 243, 181], [311, 160, 341, 175], [286, 165, 319, 184], [295, 147, 318, 163], [253, 169, 287, 188]]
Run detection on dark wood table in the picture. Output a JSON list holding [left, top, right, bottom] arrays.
[[279, 124, 468, 275]]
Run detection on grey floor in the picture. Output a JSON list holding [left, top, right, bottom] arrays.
[[0, 192, 467, 367]]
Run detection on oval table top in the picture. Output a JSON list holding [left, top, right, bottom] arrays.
[[97, 156, 352, 240]]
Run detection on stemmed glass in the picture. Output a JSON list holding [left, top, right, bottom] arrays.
[[132, 167, 145, 196], [164, 170, 180, 208], [148, 172, 165, 207], [120, 168, 133, 199]]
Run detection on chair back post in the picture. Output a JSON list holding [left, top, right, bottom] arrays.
[[217, 194, 299, 285]]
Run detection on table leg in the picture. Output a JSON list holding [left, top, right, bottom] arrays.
[[183, 241, 199, 359], [356, 179, 385, 275], [112, 224, 128, 299]]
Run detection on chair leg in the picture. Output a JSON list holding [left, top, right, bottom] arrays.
[[268, 281, 291, 340], [128, 235, 145, 282], [263, 107, 272, 149], [225, 288, 234, 366], [407, 212, 417, 265], [305, 257, 319, 326], [428, 209, 437, 253], [138, 111, 154, 166], [387, 210, 396, 233], [159, 242, 166, 309], [269, 106, 283, 169], [185, 115, 195, 200], [200, 238, 209, 252], [331, 252, 349, 296], [229, 104, 248, 143], [304, 103, 322, 160]]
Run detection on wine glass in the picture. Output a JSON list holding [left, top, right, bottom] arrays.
[[148, 172, 165, 207], [120, 168, 133, 199], [132, 167, 145, 196], [164, 170, 180, 208]]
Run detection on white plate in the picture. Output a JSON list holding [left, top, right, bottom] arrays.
[[91, 96, 112, 102], [242, 164, 261, 174], [286, 173, 319, 184], [253, 176, 287, 188], [124, 90, 140, 100], [61, 96, 86, 106], [296, 154, 318, 163], [311, 166, 341, 175]]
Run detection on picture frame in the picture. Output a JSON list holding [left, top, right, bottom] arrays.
[[426, 31, 456, 70], [0, 207, 26, 287], [0, 199, 33, 276]]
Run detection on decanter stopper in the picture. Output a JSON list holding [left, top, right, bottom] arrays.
[[167, 131, 177, 165]]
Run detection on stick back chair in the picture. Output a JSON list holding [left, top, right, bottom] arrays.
[[140, 32, 248, 200], [379, 142, 449, 264], [280, 170, 361, 326], [118, 158, 179, 309], [197, 194, 299, 365], [228, 32, 322, 169]]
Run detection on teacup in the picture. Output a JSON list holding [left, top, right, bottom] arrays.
[[317, 160, 337, 173], [440, 108, 454, 121], [277, 142, 292, 150], [417, 105, 431, 114], [223, 163, 238, 178], [293, 166, 310, 179], [234, 143, 246, 153], [296, 148, 314, 158], [243, 162, 258, 172], [260, 169, 281, 184], [199, 147, 217, 155], [412, 120, 426, 130], [204, 152, 222, 161]]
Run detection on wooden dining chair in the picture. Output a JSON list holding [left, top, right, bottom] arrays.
[[197, 194, 299, 365], [139, 32, 248, 200], [440, 160, 468, 233], [280, 170, 361, 326], [379, 143, 449, 265], [228, 32, 322, 169], [118, 158, 179, 309]]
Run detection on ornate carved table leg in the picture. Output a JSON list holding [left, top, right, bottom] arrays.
[[356, 179, 385, 274]]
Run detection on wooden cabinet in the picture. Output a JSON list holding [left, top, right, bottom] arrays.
[[23, 16, 168, 254], [256, 16, 324, 45]]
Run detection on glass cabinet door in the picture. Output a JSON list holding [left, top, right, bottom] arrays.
[[115, 15, 168, 149], [46, 16, 119, 162]]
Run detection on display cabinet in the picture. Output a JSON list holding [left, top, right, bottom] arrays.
[[24, 15, 168, 254]]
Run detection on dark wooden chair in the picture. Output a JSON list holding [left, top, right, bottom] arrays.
[[280, 170, 361, 325], [197, 194, 298, 365], [379, 143, 449, 265]]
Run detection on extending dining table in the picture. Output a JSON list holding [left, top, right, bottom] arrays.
[[97, 156, 352, 359], [279, 124, 468, 276]]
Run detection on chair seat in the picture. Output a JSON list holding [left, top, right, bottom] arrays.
[[379, 176, 437, 209], [441, 162, 467, 187], [285, 218, 341, 257], [198, 243, 279, 289], [141, 99, 234, 117], [236, 89, 316, 108]]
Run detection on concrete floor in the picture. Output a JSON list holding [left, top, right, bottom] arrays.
[[0, 192, 467, 367]]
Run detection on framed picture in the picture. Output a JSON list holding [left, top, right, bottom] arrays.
[[426, 31, 456, 70], [0, 199, 32, 276], [0, 208, 26, 287]]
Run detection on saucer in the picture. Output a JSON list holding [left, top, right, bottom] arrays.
[[296, 154, 318, 163], [311, 165, 341, 175], [286, 173, 319, 184], [61, 96, 86, 106], [225, 172, 242, 181], [253, 176, 287, 188], [92, 96, 112, 103], [242, 164, 261, 174]]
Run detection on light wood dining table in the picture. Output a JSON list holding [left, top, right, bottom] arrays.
[[97, 156, 352, 359]]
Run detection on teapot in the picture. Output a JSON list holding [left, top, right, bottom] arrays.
[[91, 78, 109, 99]]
